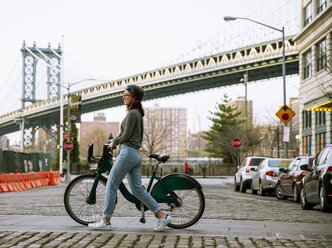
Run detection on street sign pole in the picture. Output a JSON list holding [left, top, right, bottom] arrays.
[[276, 104, 295, 157], [232, 138, 242, 166], [66, 93, 71, 182]]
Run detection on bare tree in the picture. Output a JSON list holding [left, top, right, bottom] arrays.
[[260, 109, 281, 157], [80, 125, 109, 159], [141, 112, 171, 156], [141, 109, 172, 175]]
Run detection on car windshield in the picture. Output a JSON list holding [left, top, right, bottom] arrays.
[[268, 159, 282, 167], [250, 158, 264, 166]]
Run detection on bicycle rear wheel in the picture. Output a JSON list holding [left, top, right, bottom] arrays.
[[64, 174, 107, 225], [151, 174, 205, 229]]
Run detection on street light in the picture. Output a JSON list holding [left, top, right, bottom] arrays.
[[240, 72, 248, 124], [224, 16, 288, 157]]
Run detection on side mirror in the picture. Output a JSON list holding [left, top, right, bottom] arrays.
[[250, 167, 256, 172], [237, 165, 240, 170], [279, 168, 286, 173], [300, 164, 309, 171]]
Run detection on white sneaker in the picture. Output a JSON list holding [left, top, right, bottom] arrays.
[[154, 214, 172, 232], [88, 219, 112, 230]]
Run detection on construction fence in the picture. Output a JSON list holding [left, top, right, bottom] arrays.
[[0, 149, 52, 173]]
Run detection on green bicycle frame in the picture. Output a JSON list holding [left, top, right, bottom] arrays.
[[87, 155, 180, 206]]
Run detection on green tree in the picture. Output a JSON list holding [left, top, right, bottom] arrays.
[[204, 94, 244, 166]]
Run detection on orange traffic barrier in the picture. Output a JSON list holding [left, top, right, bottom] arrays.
[[15, 173, 25, 191], [22, 173, 32, 190], [0, 173, 9, 192], [55, 171, 62, 184], [0, 170, 62, 193], [48, 171, 57, 186], [8, 174, 19, 192]]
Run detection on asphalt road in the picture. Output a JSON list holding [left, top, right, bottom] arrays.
[[0, 176, 332, 247]]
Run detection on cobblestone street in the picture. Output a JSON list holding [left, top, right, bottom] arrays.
[[0, 177, 332, 247], [1, 231, 332, 248]]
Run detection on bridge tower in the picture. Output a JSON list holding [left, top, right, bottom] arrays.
[[20, 41, 62, 151]]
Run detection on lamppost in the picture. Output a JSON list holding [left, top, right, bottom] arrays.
[[59, 35, 64, 176], [240, 71, 248, 123], [60, 80, 85, 182], [224, 16, 288, 157]]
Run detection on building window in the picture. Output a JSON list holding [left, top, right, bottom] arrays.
[[316, 39, 327, 72], [302, 111, 312, 129], [304, 2, 312, 26], [303, 49, 312, 79], [303, 135, 312, 155], [316, 132, 326, 152], [317, 0, 327, 14], [315, 111, 326, 126]]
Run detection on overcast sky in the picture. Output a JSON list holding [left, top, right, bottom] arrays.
[[0, 0, 300, 144]]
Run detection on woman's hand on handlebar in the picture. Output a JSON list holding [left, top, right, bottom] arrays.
[[109, 141, 115, 149]]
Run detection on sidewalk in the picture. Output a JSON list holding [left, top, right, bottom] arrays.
[[0, 215, 332, 248], [1, 215, 331, 240], [1, 176, 331, 247]]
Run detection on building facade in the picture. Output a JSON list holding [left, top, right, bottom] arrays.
[[227, 96, 253, 125], [79, 113, 119, 158], [289, 97, 300, 156], [294, 0, 332, 155], [143, 105, 187, 159]]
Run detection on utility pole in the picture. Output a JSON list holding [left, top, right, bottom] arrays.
[[66, 92, 71, 182], [240, 72, 248, 124], [244, 71, 248, 123], [59, 35, 64, 174]]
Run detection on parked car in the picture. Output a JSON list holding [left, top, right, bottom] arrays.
[[234, 156, 266, 193], [275, 156, 314, 202], [300, 144, 332, 212], [251, 158, 292, 196]]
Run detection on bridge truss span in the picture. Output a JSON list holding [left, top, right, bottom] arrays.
[[0, 36, 299, 136]]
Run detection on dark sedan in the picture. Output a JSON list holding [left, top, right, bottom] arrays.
[[300, 144, 332, 212], [275, 156, 314, 202]]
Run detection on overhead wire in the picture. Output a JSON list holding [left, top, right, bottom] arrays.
[[0, 54, 22, 114]]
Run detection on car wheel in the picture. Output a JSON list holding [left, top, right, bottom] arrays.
[[259, 182, 266, 196], [300, 188, 314, 210], [320, 186, 332, 212], [293, 184, 300, 203], [251, 182, 257, 194], [275, 183, 287, 200], [234, 177, 240, 191], [240, 179, 246, 193]]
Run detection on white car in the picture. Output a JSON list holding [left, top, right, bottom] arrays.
[[234, 156, 266, 193], [251, 158, 292, 196]]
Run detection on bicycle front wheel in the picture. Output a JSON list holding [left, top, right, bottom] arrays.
[[151, 174, 205, 229], [64, 174, 107, 225]]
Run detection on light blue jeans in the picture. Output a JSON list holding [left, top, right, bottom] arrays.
[[103, 144, 161, 218]]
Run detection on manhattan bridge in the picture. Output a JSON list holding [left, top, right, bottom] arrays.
[[0, 0, 300, 155]]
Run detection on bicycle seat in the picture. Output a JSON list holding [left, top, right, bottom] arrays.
[[149, 153, 169, 163]]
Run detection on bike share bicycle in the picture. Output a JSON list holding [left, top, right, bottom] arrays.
[[64, 139, 205, 229]]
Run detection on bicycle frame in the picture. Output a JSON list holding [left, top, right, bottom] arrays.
[[86, 143, 180, 207]]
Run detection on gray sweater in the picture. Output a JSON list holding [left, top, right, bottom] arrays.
[[113, 109, 143, 150]]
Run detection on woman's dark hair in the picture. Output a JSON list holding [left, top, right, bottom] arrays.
[[129, 101, 145, 117]]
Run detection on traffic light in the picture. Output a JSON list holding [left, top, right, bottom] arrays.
[[70, 95, 81, 123]]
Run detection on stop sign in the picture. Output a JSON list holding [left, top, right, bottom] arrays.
[[232, 138, 242, 148], [64, 141, 73, 151]]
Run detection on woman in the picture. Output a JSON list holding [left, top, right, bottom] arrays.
[[88, 84, 172, 231]]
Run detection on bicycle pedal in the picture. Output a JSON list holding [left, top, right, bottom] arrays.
[[140, 218, 146, 224]]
